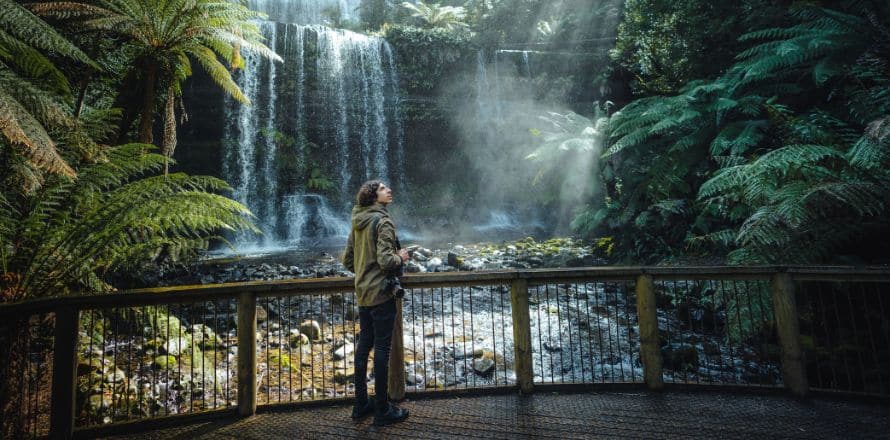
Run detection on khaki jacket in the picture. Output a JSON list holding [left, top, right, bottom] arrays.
[[341, 203, 403, 307]]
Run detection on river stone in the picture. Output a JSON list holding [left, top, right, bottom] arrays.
[[88, 394, 112, 411], [77, 356, 106, 375], [105, 368, 126, 384], [255, 306, 268, 323], [404, 261, 424, 273], [300, 320, 322, 340], [543, 342, 562, 353], [453, 347, 484, 360], [425, 375, 445, 389], [447, 252, 462, 267], [426, 257, 443, 271], [163, 337, 191, 356], [152, 355, 177, 370], [289, 332, 309, 347], [333, 343, 354, 360], [473, 358, 495, 375], [333, 367, 355, 384], [406, 373, 424, 386], [268, 349, 292, 369], [191, 324, 223, 349]]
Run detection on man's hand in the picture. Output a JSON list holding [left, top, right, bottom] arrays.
[[397, 249, 410, 262]]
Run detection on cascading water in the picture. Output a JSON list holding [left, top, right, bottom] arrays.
[[247, 0, 361, 25], [222, 18, 404, 251]]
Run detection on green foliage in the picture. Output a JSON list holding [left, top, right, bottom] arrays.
[[400, 1, 469, 30], [0, 0, 103, 184], [32, 0, 281, 164], [596, 1, 890, 264], [0, 144, 259, 299], [384, 24, 472, 94], [307, 167, 335, 192], [0, 6, 259, 302], [525, 109, 608, 206], [611, 0, 784, 96]]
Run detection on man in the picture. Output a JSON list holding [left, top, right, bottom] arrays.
[[341, 180, 410, 426]]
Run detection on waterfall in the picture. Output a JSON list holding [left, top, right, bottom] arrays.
[[247, 0, 361, 25], [222, 22, 404, 250], [283, 194, 351, 245]]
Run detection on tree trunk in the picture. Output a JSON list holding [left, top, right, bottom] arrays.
[[138, 62, 158, 145], [114, 70, 140, 145], [161, 85, 177, 175], [73, 80, 89, 120]]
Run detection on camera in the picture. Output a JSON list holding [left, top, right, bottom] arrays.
[[383, 267, 405, 299], [384, 275, 406, 299]]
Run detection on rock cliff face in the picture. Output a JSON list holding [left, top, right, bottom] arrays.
[[175, 2, 617, 249], [179, 21, 405, 249]]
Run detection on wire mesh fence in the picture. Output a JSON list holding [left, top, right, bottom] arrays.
[[0, 312, 54, 438], [255, 292, 358, 404], [74, 299, 238, 428], [402, 285, 515, 392], [655, 280, 781, 386], [529, 281, 642, 385], [2, 268, 888, 438], [797, 281, 890, 395]]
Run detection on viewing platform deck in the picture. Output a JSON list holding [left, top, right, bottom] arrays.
[[102, 388, 890, 439]]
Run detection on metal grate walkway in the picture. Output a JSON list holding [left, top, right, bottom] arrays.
[[100, 390, 890, 439]]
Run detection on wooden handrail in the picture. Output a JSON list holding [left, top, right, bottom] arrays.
[[2, 266, 887, 317], [3, 265, 888, 437]]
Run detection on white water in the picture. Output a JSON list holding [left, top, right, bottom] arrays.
[[248, 0, 361, 25], [222, 22, 404, 251]]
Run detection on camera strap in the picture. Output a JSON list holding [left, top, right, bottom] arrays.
[[370, 215, 401, 253]]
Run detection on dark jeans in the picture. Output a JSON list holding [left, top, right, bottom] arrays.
[[354, 298, 396, 410]]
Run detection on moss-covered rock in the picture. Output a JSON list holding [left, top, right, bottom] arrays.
[[152, 355, 178, 370], [289, 332, 309, 347], [268, 348, 293, 369]]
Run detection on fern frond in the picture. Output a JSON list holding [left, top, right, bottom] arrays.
[[0, 0, 97, 68], [0, 86, 75, 177], [188, 45, 249, 104]]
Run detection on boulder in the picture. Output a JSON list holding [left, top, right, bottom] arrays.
[[255, 306, 268, 323], [268, 349, 293, 369], [289, 332, 310, 347], [333, 367, 355, 384], [473, 358, 495, 375], [152, 355, 177, 370], [191, 324, 223, 349], [299, 320, 323, 341], [543, 342, 562, 353], [332, 343, 354, 361], [104, 368, 126, 384], [662, 343, 700, 372], [426, 257, 443, 271]]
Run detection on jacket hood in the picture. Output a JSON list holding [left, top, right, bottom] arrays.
[[351, 203, 389, 230]]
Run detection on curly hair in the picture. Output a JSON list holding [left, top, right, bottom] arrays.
[[356, 180, 384, 206]]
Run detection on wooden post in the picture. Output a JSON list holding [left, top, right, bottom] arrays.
[[770, 272, 808, 397], [237, 292, 257, 416], [635, 274, 664, 391], [510, 278, 534, 394], [388, 298, 406, 400], [50, 307, 79, 440]]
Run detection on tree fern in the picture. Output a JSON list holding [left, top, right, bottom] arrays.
[[32, 0, 282, 161], [5, 145, 258, 299], [598, 1, 890, 263]]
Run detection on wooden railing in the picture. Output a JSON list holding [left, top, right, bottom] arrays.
[[0, 266, 888, 439]]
